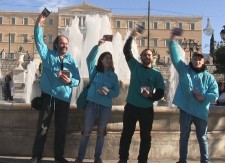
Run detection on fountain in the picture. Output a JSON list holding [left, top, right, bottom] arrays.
[[166, 44, 187, 106], [14, 14, 176, 106], [60, 14, 139, 105], [1, 14, 225, 161]]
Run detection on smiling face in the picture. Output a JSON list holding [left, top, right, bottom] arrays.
[[191, 56, 205, 69], [101, 54, 113, 70], [55, 35, 69, 56], [140, 49, 153, 67]]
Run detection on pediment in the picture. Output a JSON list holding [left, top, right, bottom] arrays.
[[58, 2, 111, 15]]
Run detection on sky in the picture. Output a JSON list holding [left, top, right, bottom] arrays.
[[0, 0, 225, 54]]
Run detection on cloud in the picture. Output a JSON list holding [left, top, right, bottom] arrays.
[[37, 0, 80, 12]]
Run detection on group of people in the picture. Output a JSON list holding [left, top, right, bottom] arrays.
[[29, 12, 219, 163], [217, 81, 225, 105]]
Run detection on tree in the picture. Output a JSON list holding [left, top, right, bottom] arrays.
[[209, 33, 215, 63], [214, 46, 225, 80]]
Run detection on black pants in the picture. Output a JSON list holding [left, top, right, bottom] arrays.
[[31, 92, 70, 160], [119, 103, 154, 162]]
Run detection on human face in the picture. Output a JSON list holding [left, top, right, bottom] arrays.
[[56, 36, 69, 56], [101, 54, 113, 70], [140, 50, 153, 67], [191, 56, 204, 69]]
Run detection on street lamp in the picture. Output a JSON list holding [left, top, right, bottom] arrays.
[[182, 38, 201, 60], [220, 25, 225, 41]]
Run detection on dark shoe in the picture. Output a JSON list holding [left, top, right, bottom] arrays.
[[74, 157, 83, 163], [55, 157, 69, 163], [94, 158, 102, 163], [29, 157, 40, 163], [138, 161, 147, 163], [118, 159, 127, 163]]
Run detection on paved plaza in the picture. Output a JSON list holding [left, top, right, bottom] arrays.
[[0, 156, 225, 163]]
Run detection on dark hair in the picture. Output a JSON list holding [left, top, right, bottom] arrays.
[[96, 52, 114, 72], [53, 35, 69, 51], [140, 48, 152, 56]]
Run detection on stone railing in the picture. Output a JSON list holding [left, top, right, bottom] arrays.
[[0, 103, 225, 160]]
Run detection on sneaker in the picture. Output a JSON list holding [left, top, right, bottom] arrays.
[[55, 157, 69, 163], [94, 158, 102, 163], [118, 159, 127, 163], [74, 157, 83, 163], [138, 161, 147, 163], [29, 157, 40, 163]]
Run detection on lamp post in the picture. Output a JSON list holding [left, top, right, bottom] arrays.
[[147, 0, 150, 48], [182, 38, 201, 60], [220, 25, 225, 41]]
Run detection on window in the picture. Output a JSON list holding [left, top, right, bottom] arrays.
[[165, 39, 170, 47], [190, 23, 195, 30], [153, 22, 158, 29], [0, 33, 2, 42], [152, 38, 158, 47], [22, 34, 28, 43], [165, 22, 170, 29], [140, 38, 146, 46], [116, 20, 120, 28], [128, 20, 133, 28], [48, 19, 54, 26], [178, 23, 183, 29], [65, 18, 70, 26], [10, 17, 16, 25], [9, 33, 15, 43], [48, 35, 53, 44], [23, 18, 28, 25], [141, 21, 146, 28], [0, 17, 2, 24], [79, 16, 85, 27]]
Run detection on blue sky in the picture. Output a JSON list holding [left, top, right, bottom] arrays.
[[1, 0, 225, 54]]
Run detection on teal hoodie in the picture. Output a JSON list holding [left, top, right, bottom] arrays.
[[86, 45, 120, 108], [169, 40, 219, 120], [34, 26, 80, 102]]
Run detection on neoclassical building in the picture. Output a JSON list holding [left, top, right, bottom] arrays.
[[0, 2, 202, 60]]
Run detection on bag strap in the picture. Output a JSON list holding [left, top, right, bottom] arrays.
[[87, 70, 97, 86]]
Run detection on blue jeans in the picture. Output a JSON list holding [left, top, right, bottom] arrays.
[[178, 109, 209, 163], [77, 101, 112, 160]]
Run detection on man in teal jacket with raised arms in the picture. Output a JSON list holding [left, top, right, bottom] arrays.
[[169, 29, 218, 163], [29, 12, 80, 163], [118, 30, 165, 163]]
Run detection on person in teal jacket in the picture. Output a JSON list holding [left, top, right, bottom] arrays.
[[169, 29, 219, 163], [29, 13, 80, 163], [75, 39, 119, 163], [118, 30, 165, 163]]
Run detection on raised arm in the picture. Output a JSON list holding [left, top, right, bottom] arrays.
[[34, 14, 48, 60], [123, 30, 138, 61], [86, 39, 105, 77]]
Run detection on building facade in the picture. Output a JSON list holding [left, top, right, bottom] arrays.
[[0, 2, 202, 61]]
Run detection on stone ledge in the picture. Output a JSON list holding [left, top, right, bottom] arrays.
[[0, 103, 225, 160]]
